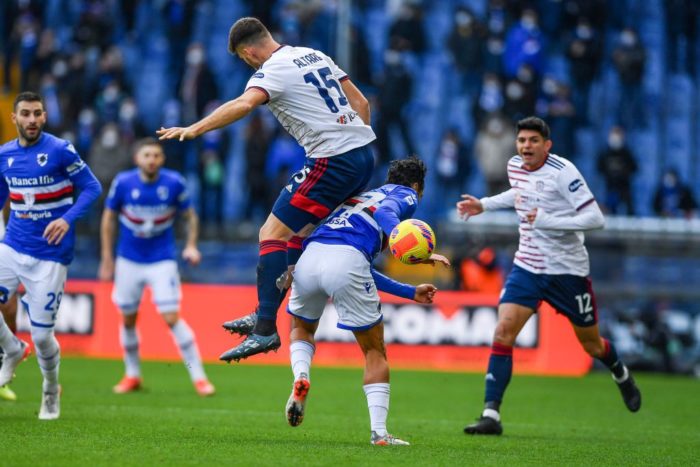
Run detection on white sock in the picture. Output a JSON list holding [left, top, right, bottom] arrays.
[[290, 340, 314, 380], [0, 313, 21, 355], [364, 383, 390, 436], [32, 329, 60, 394], [482, 408, 501, 422], [120, 325, 141, 378], [170, 320, 205, 381]]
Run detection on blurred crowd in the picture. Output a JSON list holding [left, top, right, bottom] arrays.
[[1, 0, 699, 238]]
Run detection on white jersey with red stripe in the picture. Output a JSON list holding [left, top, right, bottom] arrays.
[[482, 153, 599, 276], [245, 45, 375, 158]]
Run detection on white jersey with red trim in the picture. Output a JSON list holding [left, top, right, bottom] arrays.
[[245, 45, 375, 158], [483, 153, 598, 276]]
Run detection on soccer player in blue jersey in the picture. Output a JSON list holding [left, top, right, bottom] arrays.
[[99, 138, 215, 397], [457, 117, 641, 435], [0, 91, 102, 419], [283, 156, 450, 445], [158, 17, 376, 361]]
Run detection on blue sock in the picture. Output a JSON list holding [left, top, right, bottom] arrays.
[[484, 343, 513, 409], [254, 240, 287, 335], [598, 338, 625, 379]]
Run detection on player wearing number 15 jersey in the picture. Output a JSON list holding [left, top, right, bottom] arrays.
[[0, 92, 102, 420], [457, 117, 641, 436], [158, 17, 376, 362]]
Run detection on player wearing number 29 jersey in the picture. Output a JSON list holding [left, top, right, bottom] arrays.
[[158, 17, 376, 361], [457, 117, 641, 437]]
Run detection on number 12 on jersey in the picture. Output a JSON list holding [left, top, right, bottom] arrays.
[[304, 66, 348, 113]]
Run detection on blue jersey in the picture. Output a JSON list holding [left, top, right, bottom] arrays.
[[106, 168, 191, 263], [309, 184, 418, 259], [0, 132, 101, 265]]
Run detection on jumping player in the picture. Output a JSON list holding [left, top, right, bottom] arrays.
[[457, 117, 641, 435], [157, 17, 376, 362], [0, 91, 102, 419], [284, 156, 450, 445], [99, 138, 215, 397]]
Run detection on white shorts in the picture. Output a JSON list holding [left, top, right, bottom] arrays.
[[288, 242, 381, 331], [112, 257, 181, 314], [0, 243, 67, 328]]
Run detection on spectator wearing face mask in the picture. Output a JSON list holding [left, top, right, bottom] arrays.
[[502, 8, 546, 78], [597, 126, 637, 215], [474, 113, 515, 196], [177, 43, 219, 124], [653, 168, 698, 218], [89, 122, 132, 198], [565, 17, 602, 124], [474, 73, 505, 126], [448, 8, 485, 100], [612, 28, 647, 129], [436, 129, 470, 211]]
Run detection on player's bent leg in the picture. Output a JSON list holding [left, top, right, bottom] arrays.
[[465, 303, 534, 436], [31, 326, 61, 420], [0, 295, 21, 399], [163, 312, 215, 397], [286, 319, 317, 427], [573, 323, 641, 412], [0, 312, 30, 387]]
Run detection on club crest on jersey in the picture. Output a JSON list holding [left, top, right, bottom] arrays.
[[536, 181, 544, 192], [157, 186, 169, 200], [37, 153, 48, 166], [23, 192, 36, 206], [131, 188, 140, 200], [8, 157, 14, 167]]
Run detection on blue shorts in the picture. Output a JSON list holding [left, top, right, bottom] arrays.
[[500, 265, 598, 327], [272, 145, 374, 233]]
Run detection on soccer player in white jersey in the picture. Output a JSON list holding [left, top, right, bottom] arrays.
[[284, 156, 450, 445], [99, 138, 215, 397], [457, 117, 641, 435], [0, 92, 102, 419], [158, 17, 376, 362]]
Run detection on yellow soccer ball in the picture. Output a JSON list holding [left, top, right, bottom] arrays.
[[388, 219, 436, 265]]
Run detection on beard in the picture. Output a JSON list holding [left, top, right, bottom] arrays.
[[18, 122, 45, 143]]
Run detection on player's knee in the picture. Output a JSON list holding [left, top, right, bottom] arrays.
[[122, 313, 138, 328], [581, 339, 604, 357], [259, 216, 292, 242], [30, 326, 57, 353], [162, 312, 180, 327], [493, 322, 518, 346]]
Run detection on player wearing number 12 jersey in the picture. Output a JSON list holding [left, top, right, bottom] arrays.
[[457, 117, 641, 435], [158, 17, 375, 362]]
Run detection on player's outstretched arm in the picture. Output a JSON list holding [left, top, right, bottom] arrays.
[[98, 208, 118, 281], [341, 78, 370, 124], [181, 207, 201, 266], [414, 284, 437, 304], [157, 88, 268, 142]]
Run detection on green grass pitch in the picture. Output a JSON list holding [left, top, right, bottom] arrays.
[[2, 357, 698, 466]]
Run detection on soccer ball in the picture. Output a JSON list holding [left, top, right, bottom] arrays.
[[389, 219, 436, 264]]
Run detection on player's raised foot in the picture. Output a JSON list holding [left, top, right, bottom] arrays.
[[219, 332, 281, 363], [286, 373, 310, 427], [0, 340, 30, 387], [38, 385, 61, 420], [464, 415, 503, 435], [194, 379, 216, 397], [370, 431, 410, 446], [0, 384, 17, 401], [113, 376, 142, 394], [222, 311, 258, 336], [614, 367, 641, 412]]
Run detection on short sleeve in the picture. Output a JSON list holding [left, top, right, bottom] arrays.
[[557, 162, 596, 211], [175, 176, 191, 211], [318, 51, 348, 81], [245, 59, 286, 102], [105, 177, 122, 211], [60, 140, 88, 178]]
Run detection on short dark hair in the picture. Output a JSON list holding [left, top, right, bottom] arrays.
[[14, 91, 44, 111], [386, 155, 427, 193], [132, 137, 163, 155], [228, 17, 270, 54], [516, 116, 550, 139]]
